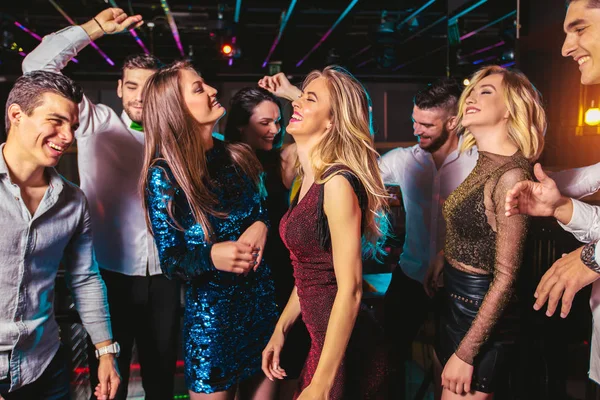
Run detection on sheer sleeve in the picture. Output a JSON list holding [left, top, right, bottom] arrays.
[[455, 167, 530, 364], [146, 165, 216, 281]]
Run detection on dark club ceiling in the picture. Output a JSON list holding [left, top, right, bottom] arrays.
[[1, 0, 518, 81]]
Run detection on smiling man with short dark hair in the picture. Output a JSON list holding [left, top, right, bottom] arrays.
[[0, 70, 119, 400]]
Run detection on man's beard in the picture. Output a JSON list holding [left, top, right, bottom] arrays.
[[420, 126, 450, 153], [124, 102, 143, 124]]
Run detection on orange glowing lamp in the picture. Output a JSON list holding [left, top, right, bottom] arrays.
[[585, 100, 600, 126], [222, 44, 233, 56]]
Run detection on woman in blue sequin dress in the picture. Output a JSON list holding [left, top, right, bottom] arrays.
[[140, 61, 279, 399]]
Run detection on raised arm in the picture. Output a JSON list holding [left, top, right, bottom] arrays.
[[23, 8, 141, 73], [258, 72, 302, 101], [300, 174, 363, 397], [22, 8, 142, 138]]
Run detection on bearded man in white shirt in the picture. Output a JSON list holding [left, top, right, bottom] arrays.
[[22, 8, 180, 400], [504, 0, 600, 385]]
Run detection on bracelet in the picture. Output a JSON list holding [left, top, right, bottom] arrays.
[[93, 18, 108, 34], [581, 241, 600, 274]]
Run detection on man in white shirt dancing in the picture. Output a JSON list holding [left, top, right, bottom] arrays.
[[505, 0, 600, 384], [23, 8, 179, 399]]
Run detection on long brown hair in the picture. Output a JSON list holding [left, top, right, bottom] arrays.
[[140, 61, 263, 240], [302, 66, 390, 259]]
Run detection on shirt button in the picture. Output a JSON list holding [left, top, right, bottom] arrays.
[[15, 197, 19, 201]]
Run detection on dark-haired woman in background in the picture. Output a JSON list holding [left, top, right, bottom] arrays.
[[224, 87, 309, 397]]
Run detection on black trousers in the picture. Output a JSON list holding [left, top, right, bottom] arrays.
[[88, 269, 181, 400], [384, 267, 435, 400]]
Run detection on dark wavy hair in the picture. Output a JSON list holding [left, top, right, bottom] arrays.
[[5, 70, 83, 132], [121, 53, 162, 77], [224, 87, 285, 149], [413, 78, 462, 115]]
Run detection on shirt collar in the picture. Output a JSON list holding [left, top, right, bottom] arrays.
[[0, 143, 64, 191], [411, 134, 477, 164], [0, 143, 9, 176], [121, 111, 138, 132]]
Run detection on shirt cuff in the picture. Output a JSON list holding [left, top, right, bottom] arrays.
[[558, 199, 589, 232], [85, 321, 113, 345]]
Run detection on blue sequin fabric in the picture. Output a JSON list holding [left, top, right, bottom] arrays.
[[145, 140, 278, 393]]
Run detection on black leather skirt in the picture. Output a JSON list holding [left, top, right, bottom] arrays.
[[435, 263, 509, 394]]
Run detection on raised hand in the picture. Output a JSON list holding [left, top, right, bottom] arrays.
[[94, 8, 143, 34], [82, 8, 143, 41], [258, 72, 301, 101]]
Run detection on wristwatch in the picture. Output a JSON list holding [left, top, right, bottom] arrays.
[[95, 342, 120, 359]]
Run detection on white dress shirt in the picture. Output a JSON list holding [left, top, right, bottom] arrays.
[[22, 26, 160, 276], [555, 163, 600, 384], [379, 138, 600, 285], [379, 138, 479, 283]]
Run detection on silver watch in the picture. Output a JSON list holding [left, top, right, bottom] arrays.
[[95, 342, 120, 359]]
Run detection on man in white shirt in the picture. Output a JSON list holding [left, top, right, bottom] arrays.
[[22, 8, 180, 399], [378, 79, 476, 399], [503, 0, 600, 384]]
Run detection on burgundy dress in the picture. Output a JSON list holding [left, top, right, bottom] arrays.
[[279, 167, 388, 400]]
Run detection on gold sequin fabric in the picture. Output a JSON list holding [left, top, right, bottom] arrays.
[[442, 150, 531, 364]]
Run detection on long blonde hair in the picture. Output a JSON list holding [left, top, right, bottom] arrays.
[[458, 65, 546, 161], [140, 61, 263, 240], [302, 66, 390, 259]]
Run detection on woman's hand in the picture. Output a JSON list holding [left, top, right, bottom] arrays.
[[441, 353, 474, 395], [296, 383, 330, 400], [238, 221, 268, 270], [210, 241, 258, 274], [261, 329, 287, 381], [258, 73, 302, 101]]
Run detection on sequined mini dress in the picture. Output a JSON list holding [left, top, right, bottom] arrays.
[[279, 166, 388, 399], [145, 140, 278, 393], [437, 150, 531, 392]]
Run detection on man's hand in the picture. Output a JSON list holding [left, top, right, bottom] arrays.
[[423, 252, 445, 298], [505, 163, 573, 224], [81, 8, 143, 41], [534, 245, 600, 318], [94, 354, 120, 400]]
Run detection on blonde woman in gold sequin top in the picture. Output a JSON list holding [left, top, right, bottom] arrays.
[[436, 65, 545, 399]]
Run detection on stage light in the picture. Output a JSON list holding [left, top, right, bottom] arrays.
[[222, 44, 233, 56], [463, 78, 470, 86], [585, 101, 600, 126]]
